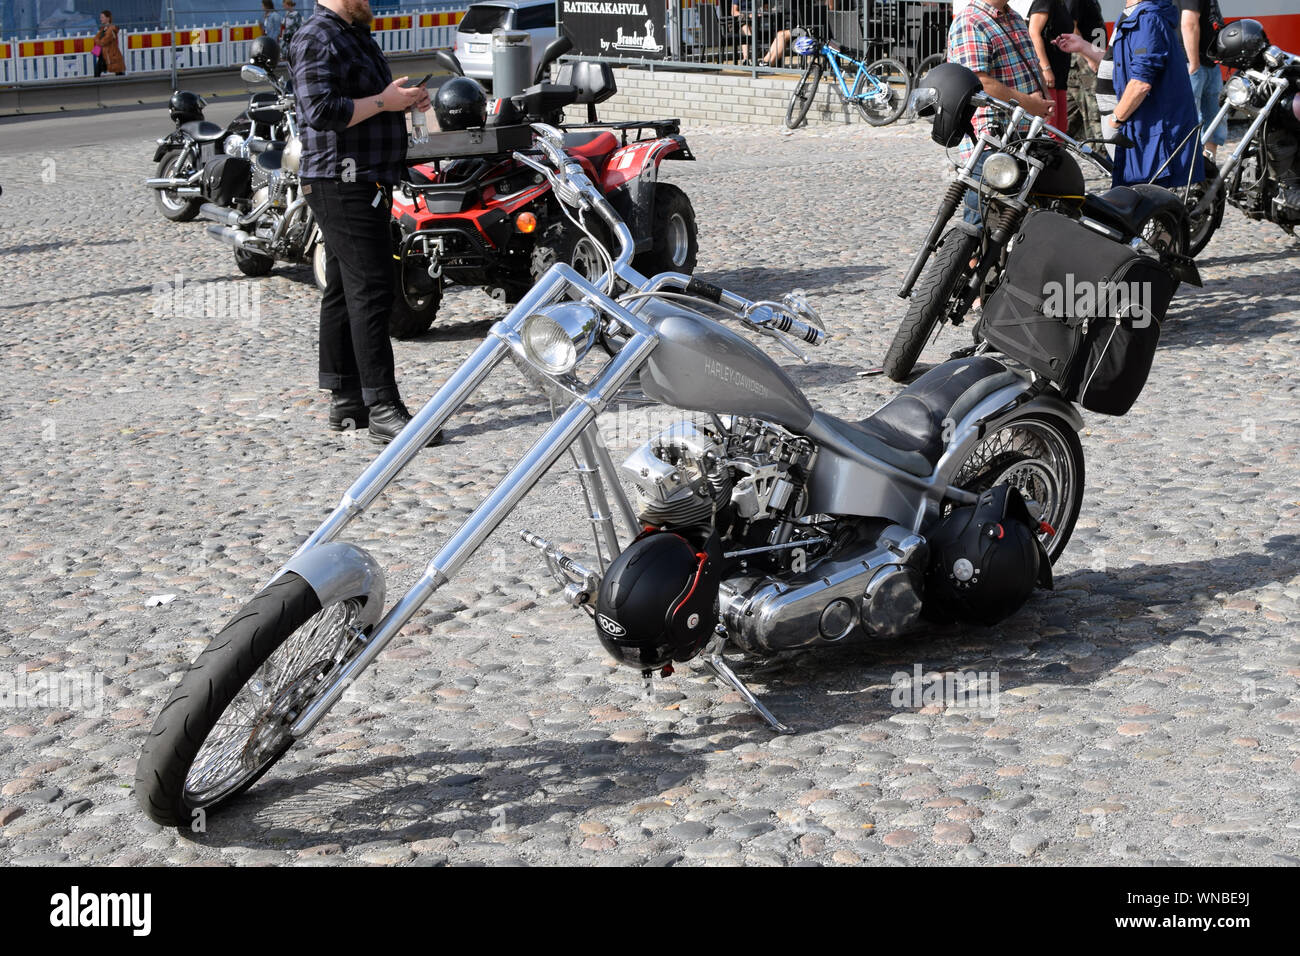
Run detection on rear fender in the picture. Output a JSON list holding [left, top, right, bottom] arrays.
[[601, 137, 688, 251], [273, 541, 386, 633]]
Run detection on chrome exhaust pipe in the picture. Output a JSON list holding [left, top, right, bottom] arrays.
[[200, 198, 273, 228], [144, 169, 202, 190], [205, 223, 265, 253]]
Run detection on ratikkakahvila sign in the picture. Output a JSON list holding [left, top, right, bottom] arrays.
[[559, 1, 666, 59]]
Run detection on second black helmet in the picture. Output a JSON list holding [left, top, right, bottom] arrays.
[[249, 35, 280, 71], [434, 76, 488, 131]]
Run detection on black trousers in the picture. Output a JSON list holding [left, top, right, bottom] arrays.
[[303, 178, 399, 405]]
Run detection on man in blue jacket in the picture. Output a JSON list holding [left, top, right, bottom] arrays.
[[1057, 0, 1204, 188]]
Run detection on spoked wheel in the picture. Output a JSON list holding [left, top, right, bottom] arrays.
[[1136, 208, 1186, 257], [856, 57, 912, 126], [786, 58, 823, 129], [154, 150, 201, 222], [135, 574, 367, 826], [1179, 157, 1226, 257], [949, 414, 1085, 563]]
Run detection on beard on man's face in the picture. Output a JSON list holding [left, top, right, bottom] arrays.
[[343, 0, 373, 25]]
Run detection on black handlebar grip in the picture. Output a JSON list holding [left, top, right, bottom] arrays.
[[686, 277, 725, 304]]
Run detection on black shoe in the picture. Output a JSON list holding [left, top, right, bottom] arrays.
[[328, 391, 368, 431], [367, 400, 443, 447]]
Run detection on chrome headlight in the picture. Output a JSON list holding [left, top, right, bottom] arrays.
[[282, 135, 302, 174], [1225, 74, 1252, 107], [982, 151, 1023, 191], [521, 302, 600, 376]]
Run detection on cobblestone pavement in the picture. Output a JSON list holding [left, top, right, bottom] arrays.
[[0, 117, 1298, 867]]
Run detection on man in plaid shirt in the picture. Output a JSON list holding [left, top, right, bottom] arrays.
[[290, 0, 439, 445], [948, 0, 1055, 158]]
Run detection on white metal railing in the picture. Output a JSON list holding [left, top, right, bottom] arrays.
[[3, 6, 466, 86]]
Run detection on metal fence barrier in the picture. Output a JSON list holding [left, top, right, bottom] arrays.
[[3, 5, 466, 85]]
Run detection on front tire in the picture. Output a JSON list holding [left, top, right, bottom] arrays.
[[856, 57, 912, 126], [154, 150, 201, 222], [884, 228, 979, 382], [311, 241, 328, 291], [135, 573, 367, 826], [634, 183, 698, 276], [786, 59, 823, 129], [949, 413, 1085, 563], [1181, 157, 1225, 257]]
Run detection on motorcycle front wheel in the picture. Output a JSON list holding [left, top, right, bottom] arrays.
[[311, 241, 328, 291], [883, 228, 979, 382], [1181, 158, 1225, 257], [950, 413, 1085, 563], [135, 573, 367, 826], [154, 150, 201, 222]]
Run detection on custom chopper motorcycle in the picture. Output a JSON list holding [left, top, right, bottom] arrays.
[[1182, 19, 1300, 255], [881, 63, 1201, 382], [145, 37, 287, 223], [135, 122, 1162, 826], [386, 43, 699, 339]]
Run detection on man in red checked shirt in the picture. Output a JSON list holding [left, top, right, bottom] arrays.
[[947, 0, 1057, 225]]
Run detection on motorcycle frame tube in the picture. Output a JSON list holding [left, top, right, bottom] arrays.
[[289, 265, 659, 737]]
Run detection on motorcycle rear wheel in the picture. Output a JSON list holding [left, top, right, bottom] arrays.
[[154, 150, 201, 222], [235, 248, 274, 277], [883, 228, 979, 382], [950, 413, 1085, 563], [135, 573, 366, 826]]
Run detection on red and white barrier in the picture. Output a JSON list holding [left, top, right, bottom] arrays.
[[4, 6, 467, 85]]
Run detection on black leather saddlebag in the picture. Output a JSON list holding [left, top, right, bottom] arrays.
[[976, 210, 1175, 415], [202, 155, 252, 208]]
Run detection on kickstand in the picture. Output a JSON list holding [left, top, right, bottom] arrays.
[[702, 632, 793, 734]]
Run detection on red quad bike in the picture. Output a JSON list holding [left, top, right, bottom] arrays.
[[386, 43, 699, 338]]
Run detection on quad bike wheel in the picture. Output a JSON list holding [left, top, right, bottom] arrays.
[[633, 183, 698, 276]]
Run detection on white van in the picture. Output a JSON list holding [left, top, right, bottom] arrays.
[[453, 0, 559, 81]]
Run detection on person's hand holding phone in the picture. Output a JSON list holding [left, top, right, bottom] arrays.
[[380, 75, 424, 112], [409, 74, 433, 113]]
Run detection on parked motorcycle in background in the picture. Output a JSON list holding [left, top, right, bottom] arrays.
[[883, 63, 1200, 382], [1182, 19, 1300, 254], [197, 58, 326, 289], [135, 123, 1128, 827]]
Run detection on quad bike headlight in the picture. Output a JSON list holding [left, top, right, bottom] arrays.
[[1225, 74, 1252, 107], [982, 151, 1023, 191], [521, 302, 600, 376]]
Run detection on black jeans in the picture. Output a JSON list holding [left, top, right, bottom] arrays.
[[303, 178, 399, 405]]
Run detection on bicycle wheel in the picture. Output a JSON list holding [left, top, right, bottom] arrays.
[[786, 58, 823, 129], [855, 57, 912, 126], [913, 52, 945, 85]]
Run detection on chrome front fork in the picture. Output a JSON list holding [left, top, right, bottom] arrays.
[[1196, 85, 1286, 215], [284, 264, 658, 738]]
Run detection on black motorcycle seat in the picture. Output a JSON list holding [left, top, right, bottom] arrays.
[[181, 120, 226, 142], [562, 131, 605, 149], [807, 357, 1021, 477], [1082, 186, 1145, 235], [248, 139, 287, 156]]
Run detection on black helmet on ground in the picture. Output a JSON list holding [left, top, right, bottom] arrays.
[[1211, 18, 1269, 70], [594, 527, 722, 672], [249, 35, 280, 71], [913, 61, 984, 148], [922, 485, 1052, 626], [434, 76, 488, 131], [168, 90, 206, 124]]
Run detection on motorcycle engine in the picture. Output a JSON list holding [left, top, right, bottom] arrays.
[[621, 421, 732, 528]]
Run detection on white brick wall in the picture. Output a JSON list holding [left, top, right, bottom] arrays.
[[584, 67, 866, 128]]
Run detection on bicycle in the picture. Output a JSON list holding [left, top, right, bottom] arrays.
[[784, 29, 912, 129]]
